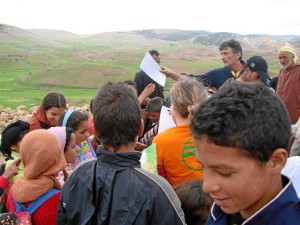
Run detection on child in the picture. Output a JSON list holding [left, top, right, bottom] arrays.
[[0, 120, 30, 182], [0, 160, 20, 197], [190, 82, 300, 224], [5, 130, 66, 225], [48, 127, 79, 164], [48, 127, 79, 183], [174, 180, 213, 225], [153, 78, 207, 187], [57, 83, 185, 225], [58, 110, 89, 144], [29, 92, 66, 131], [139, 97, 164, 145]]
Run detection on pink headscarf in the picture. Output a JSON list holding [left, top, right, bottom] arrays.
[[48, 127, 67, 151]]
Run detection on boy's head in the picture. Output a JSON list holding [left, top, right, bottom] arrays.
[[0, 120, 30, 157], [145, 97, 164, 123], [190, 82, 291, 219], [174, 180, 213, 225], [92, 83, 142, 151], [123, 80, 137, 94]]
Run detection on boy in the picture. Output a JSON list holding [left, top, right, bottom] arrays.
[[190, 82, 300, 225], [139, 97, 164, 145], [57, 83, 185, 225]]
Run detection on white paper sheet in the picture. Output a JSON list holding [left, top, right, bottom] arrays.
[[140, 52, 166, 87], [158, 106, 176, 134]]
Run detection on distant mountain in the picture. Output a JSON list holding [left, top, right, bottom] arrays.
[[272, 35, 300, 40], [0, 23, 41, 43], [29, 29, 82, 41], [134, 29, 212, 41], [289, 38, 300, 48], [194, 32, 287, 51], [1, 24, 298, 51]]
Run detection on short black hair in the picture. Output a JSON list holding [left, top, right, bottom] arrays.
[[123, 80, 136, 87], [219, 39, 243, 60], [145, 97, 164, 113], [42, 92, 66, 110], [148, 49, 159, 56], [191, 82, 291, 163], [92, 83, 141, 151], [0, 120, 30, 158], [58, 111, 89, 132]]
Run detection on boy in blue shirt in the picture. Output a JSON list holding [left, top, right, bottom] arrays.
[[191, 82, 300, 225]]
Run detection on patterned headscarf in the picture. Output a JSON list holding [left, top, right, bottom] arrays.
[[279, 46, 298, 63]]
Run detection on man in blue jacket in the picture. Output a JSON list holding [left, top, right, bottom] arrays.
[[161, 39, 245, 90], [190, 82, 300, 225]]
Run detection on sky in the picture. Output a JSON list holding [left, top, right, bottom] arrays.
[[1, 0, 300, 35]]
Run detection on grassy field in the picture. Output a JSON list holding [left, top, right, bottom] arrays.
[[0, 29, 283, 109]]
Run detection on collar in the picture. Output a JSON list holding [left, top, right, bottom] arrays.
[[96, 146, 142, 168], [225, 60, 246, 79], [210, 175, 299, 224], [34, 106, 52, 126]]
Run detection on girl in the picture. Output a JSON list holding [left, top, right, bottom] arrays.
[[6, 130, 66, 225], [153, 78, 208, 187], [48, 127, 79, 164], [29, 92, 66, 131], [58, 110, 89, 144], [48, 127, 80, 183], [0, 120, 30, 182]]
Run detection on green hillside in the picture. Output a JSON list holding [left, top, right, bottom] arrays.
[[0, 25, 294, 108]]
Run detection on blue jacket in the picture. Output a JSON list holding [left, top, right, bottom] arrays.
[[188, 61, 246, 89], [189, 67, 234, 89], [206, 176, 300, 225]]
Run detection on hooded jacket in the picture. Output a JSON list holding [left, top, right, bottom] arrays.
[[29, 106, 52, 131], [277, 63, 300, 124], [57, 147, 186, 225]]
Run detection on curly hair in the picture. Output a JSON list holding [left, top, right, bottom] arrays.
[[191, 82, 291, 163]]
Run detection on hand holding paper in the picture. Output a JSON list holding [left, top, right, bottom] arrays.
[[140, 52, 166, 87]]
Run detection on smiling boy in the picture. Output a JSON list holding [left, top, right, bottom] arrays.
[[190, 82, 300, 225]]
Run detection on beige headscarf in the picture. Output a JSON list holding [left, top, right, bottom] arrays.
[[279, 46, 298, 63], [12, 129, 67, 203]]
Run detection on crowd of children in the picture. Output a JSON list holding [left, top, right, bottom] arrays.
[[0, 47, 300, 225]]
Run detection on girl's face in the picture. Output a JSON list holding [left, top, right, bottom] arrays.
[[45, 107, 65, 126], [74, 120, 89, 144], [11, 133, 27, 153], [64, 133, 79, 163], [11, 140, 22, 153]]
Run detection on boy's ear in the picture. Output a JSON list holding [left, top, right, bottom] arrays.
[[268, 148, 288, 174], [137, 119, 144, 137], [93, 125, 100, 140]]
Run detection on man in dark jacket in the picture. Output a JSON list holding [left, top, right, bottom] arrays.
[[161, 39, 245, 90], [134, 50, 164, 99], [57, 83, 185, 225]]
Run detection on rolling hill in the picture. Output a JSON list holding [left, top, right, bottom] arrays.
[[0, 23, 299, 108]]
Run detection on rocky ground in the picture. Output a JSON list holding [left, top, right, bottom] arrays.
[[0, 104, 91, 133]]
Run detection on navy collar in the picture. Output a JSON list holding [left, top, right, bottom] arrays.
[[211, 175, 299, 224]]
